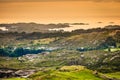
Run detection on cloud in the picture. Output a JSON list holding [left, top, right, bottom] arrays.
[[0, 0, 120, 2]]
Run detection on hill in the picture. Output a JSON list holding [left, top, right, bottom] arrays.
[[2, 65, 120, 80], [0, 25, 120, 80]]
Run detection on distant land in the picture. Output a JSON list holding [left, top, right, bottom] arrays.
[[0, 22, 119, 33]]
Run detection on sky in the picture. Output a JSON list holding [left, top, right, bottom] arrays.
[[0, 0, 120, 24]]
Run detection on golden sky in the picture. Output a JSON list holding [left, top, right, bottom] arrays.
[[0, 0, 120, 23]]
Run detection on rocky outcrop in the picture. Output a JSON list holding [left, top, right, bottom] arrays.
[[0, 69, 36, 78], [15, 70, 36, 78], [0, 69, 17, 78]]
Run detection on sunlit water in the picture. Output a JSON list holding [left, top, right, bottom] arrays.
[[0, 27, 8, 31]]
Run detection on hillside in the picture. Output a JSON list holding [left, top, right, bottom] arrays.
[[0, 25, 120, 80], [2, 65, 120, 80], [0, 25, 120, 48]]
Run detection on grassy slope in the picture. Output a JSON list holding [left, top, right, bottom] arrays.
[[104, 48, 120, 52], [105, 72, 120, 79], [0, 57, 28, 69], [29, 65, 103, 80], [3, 69, 120, 80], [2, 78, 27, 80], [49, 31, 109, 48]]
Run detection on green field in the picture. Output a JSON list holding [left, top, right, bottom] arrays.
[[29, 66, 103, 80], [105, 72, 120, 79], [104, 48, 120, 52], [2, 78, 27, 80]]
